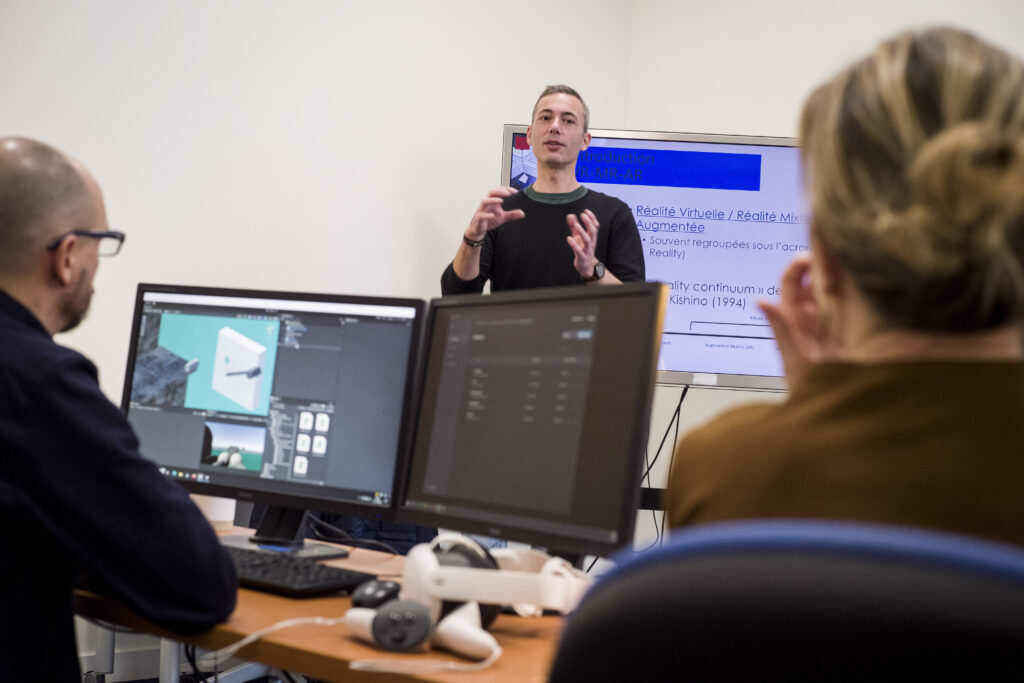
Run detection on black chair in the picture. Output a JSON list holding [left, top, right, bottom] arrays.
[[548, 520, 1024, 681]]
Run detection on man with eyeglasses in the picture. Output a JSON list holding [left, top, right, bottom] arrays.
[[0, 137, 237, 681]]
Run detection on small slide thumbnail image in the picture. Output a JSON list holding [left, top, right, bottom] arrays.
[[156, 313, 281, 416], [201, 421, 267, 473], [509, 132, 537, 189]]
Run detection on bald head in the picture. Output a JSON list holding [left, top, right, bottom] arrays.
[[0, 137, 98, 274]]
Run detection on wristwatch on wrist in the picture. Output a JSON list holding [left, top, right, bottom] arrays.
[[582, 261, 606, 283]]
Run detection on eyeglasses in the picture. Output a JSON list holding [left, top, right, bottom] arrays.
[[46, 229, 126, 257]]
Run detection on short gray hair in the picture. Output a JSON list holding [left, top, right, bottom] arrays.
[[532, 84, 590, 132]]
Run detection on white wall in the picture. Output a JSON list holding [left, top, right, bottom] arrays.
[[0, 0, 633, 397], [624, 0, 1024, 137], [2, 0, 1023, 488]]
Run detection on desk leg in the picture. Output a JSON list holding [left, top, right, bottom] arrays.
[[159, 638, 180, 683], [80, 622, 115, 680]]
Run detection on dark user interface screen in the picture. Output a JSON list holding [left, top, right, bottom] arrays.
[[125, 289, 419, 509], [403, 288, 660, 550]]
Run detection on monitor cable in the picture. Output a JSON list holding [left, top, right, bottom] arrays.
[[637, 384, 689, 551], [304, 514, 401, 555], [184, 643, 212, 683]]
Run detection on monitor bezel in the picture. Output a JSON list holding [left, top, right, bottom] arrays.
[[396, 282, 667, 557], [120, 282, 426, 521], [501, 124, 798, 392]]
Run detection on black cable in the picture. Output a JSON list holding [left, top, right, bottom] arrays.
[[634, 385, 689, 550], [184, 643, 211, 683], [658, 386, 688, 546], [640, 385, 689, 482], [304, 514, 401, 555]]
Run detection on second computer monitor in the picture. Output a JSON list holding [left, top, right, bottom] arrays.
[[121, 284, 424, 544], [398, 283, 666, 558]]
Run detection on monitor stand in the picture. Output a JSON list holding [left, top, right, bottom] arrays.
[[221, 506, 349, 560]]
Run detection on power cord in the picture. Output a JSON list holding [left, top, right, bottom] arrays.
[[637, 385, 689, 551], [577, 386, 691, 570], [197, 613, 503, 675], [641, 385, 688, 483], [198, 615, 348, 667]]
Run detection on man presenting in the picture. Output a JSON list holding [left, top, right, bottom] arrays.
[[0, 137, 237, 680], [441, 85, 645, 294]]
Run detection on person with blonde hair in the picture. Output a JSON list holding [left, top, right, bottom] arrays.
[[665, 27, 1024, 546]]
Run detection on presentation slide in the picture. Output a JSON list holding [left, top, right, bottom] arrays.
[[505, 129, 809, 384]]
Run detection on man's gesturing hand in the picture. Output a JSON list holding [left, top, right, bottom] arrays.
[[566, 209, 599, 277], [465, 187, 526, 242]]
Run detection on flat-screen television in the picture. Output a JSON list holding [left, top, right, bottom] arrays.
[[501, 125, 809, 391], [397, 282, 666, 559], [121, 283, 424, 554]]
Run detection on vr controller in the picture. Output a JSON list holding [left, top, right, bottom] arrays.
[[346, 599, 499, 659]]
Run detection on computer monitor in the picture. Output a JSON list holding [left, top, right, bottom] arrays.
[[501, 125, 809, 390], [397, 282, 666, 559], [121, 283, 424, 555]]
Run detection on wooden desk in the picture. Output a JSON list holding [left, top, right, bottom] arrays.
[[74, 543, 563, 682]]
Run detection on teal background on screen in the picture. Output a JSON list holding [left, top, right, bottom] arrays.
[[157, 313, 280, 416]]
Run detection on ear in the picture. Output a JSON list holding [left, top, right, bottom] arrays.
[[48, 234, 77, 287], [526, 124, 534, 148], [580, 131, 591, 151]]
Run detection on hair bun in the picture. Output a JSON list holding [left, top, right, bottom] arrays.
[[801, 27, 1024, 332], [901, 123, 1024, 264]]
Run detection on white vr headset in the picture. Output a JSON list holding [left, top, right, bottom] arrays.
[[345, 533, 594, 662], [401, 533, 593, 620]]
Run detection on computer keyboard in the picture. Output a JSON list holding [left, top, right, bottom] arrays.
[[225, 544, 376, 598]]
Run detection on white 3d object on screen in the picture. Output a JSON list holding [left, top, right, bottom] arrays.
[[211, 326, 266, 411]]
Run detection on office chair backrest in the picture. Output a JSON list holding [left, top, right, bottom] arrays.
[[548, 520, 1024, 682]]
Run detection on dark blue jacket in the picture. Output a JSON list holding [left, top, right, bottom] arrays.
[[0, 290, 237, 681]]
